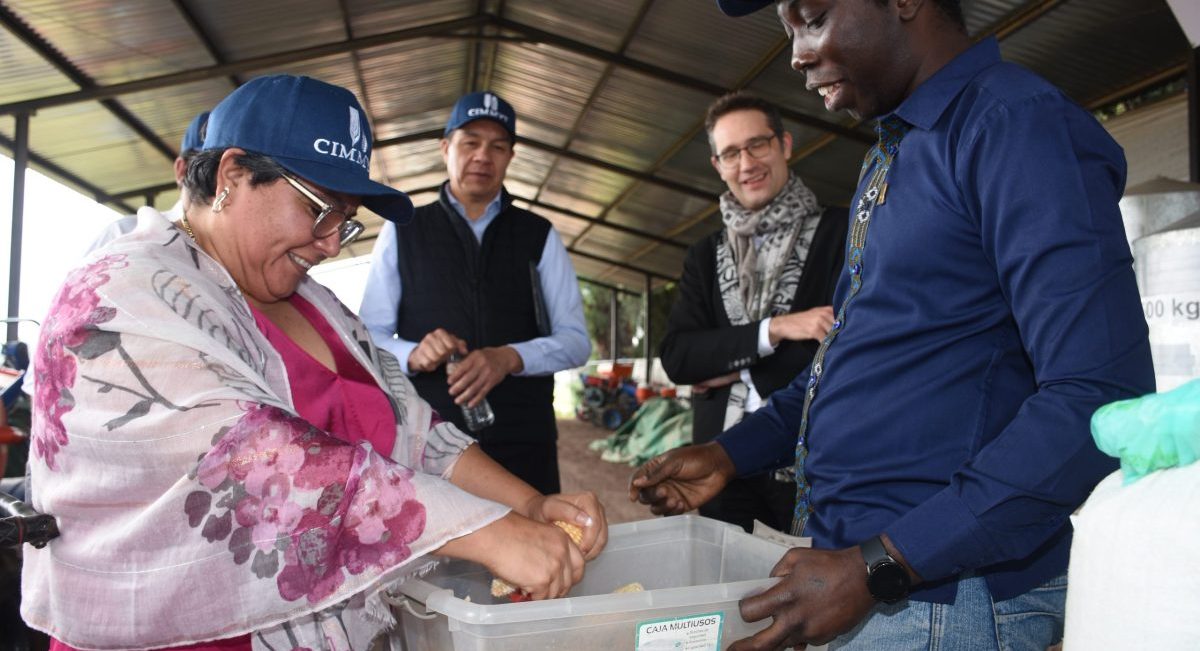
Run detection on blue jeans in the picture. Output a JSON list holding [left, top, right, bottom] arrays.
[[828, 573, 1066, 651]]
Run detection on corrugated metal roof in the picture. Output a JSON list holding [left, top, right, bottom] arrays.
[[10, 0, 212, 83], [0, 0, 1193, 293]]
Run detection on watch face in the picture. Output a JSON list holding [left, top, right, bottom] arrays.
[[867, 561, 910, 603]]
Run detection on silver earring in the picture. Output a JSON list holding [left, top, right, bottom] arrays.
[[212, 186, 230, 213]]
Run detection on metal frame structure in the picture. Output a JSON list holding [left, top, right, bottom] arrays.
[[1, 0, 1193, 351]]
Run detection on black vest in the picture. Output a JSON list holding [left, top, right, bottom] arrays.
[[394, 184, 556, 442]]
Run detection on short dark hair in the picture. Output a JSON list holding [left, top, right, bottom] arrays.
[[704, 91, 785, 152], [873, 0, 965, 30], [182, 149, 288, 207]]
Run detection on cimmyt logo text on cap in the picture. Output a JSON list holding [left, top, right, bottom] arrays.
[[312, 105, 370, 168], [466, 92, 510, 124]]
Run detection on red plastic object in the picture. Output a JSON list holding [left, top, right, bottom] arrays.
[[0, 425, 24, 445], [610, 363, 634, 379]]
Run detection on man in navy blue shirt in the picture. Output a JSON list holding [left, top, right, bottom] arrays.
[[630, 1, 1155, 648]]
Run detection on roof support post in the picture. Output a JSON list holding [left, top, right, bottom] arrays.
[[609, 287, 619, 363], [1189, 46, 1200, 183], [7, 113, 29, 342], [643, 273, 653, 385]]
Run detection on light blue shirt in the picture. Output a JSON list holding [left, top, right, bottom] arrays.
[[360, 189, 591, 376]]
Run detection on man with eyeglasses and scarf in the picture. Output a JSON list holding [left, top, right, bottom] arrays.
[[656, 91, 847, 534]]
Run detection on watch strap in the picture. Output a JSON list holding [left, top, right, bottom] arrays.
[[860, 535, 891, 568]]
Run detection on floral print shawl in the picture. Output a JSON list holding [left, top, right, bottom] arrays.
[[21, 208, 509, 650]]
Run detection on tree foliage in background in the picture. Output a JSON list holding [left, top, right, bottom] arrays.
[[580, 281, 677, 361]]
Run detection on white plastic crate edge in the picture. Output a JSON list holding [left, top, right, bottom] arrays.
[[399, 514, 789, 627]]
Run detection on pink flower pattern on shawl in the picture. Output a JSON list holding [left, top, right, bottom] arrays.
[[32, 254, 127, 469], [187, 404, 427, 603]]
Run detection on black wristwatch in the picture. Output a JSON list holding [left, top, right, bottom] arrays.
[[861, 535, 911, 604]]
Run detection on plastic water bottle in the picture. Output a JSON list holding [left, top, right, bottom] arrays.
[[447, 352, 495, 432]]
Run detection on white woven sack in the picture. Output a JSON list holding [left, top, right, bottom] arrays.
[[1063, 463, 1200, 649]]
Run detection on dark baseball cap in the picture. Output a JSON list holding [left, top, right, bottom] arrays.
[[203, 74, 413, 224], [444, 91, 517, 142], [180, 111, 210, 153], [716, 0, 773, 17]]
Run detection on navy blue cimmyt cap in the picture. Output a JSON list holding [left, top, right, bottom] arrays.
[[180, 111, 210, 154], [444, 91, 517, 142], [204, 74, 414, 224], [716, 0, 773, 17]]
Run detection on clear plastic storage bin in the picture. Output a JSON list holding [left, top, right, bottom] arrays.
[[390, 515, 801, 651]]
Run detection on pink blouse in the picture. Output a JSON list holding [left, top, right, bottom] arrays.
[[52, 294, 399, 651]]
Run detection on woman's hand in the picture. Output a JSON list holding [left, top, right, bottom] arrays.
[[521, 492, 609, 560], [438, 512, 585, 600]]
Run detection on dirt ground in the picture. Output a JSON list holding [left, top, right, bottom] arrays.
[[556, 418, 654, 524]]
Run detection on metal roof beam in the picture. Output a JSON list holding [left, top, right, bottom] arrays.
[[478, 0, 507, 91], [982, 0, 1067, 42], [568, 248, 676, 281], [513, 196, 687, 250], [336, 0, 393, 186], [529, 0, 654, 207], [112, 181, 178, 201], [516, 135, 715, 200], [1085, 60, 1187, 111], [0, 15, 493, 116], [171, 0, 240, 88], [466, 0, 486, 93], [375, 128, 717, 200], [0, 132, 138, 213], [348, 220, 676, 282], [0, 2, 176, 161], [495, 16, 873, 145], [389, 181, 688, 248]]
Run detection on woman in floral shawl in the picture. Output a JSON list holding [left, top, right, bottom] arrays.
[[21, 75, 607, 651]]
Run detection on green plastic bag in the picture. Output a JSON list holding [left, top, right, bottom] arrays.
[[589, 397, 691, 466], [1091, 378, 1200, 484]]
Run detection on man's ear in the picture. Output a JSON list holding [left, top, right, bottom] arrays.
[[780, 131, 794, 158], [439, 138, 451, 164], [895, 0, 926, 22], [173, 157, 188, 186]]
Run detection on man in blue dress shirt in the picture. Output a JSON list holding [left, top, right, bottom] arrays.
[[630, 1, 1155, 648], [361, 91, 590, 494]]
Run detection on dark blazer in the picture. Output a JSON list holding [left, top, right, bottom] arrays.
[[659, 207, 848, 445]]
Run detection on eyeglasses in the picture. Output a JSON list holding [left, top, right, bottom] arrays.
[[281, 174, 365, 246], [713, 134, 780, 169]]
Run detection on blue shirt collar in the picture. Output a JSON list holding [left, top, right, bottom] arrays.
[[889, 37, 1002, 131], [444, 184, 505, 241], [445, 186, 504, 221]]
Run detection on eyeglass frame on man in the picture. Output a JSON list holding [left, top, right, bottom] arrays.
[[280, 174, 364, 246], [712, 133, 782, 169]]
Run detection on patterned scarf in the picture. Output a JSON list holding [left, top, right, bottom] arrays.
[[715, 173, 822, 429]]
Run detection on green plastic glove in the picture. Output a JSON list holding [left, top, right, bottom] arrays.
[[1091, 379, 1200, 484]]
